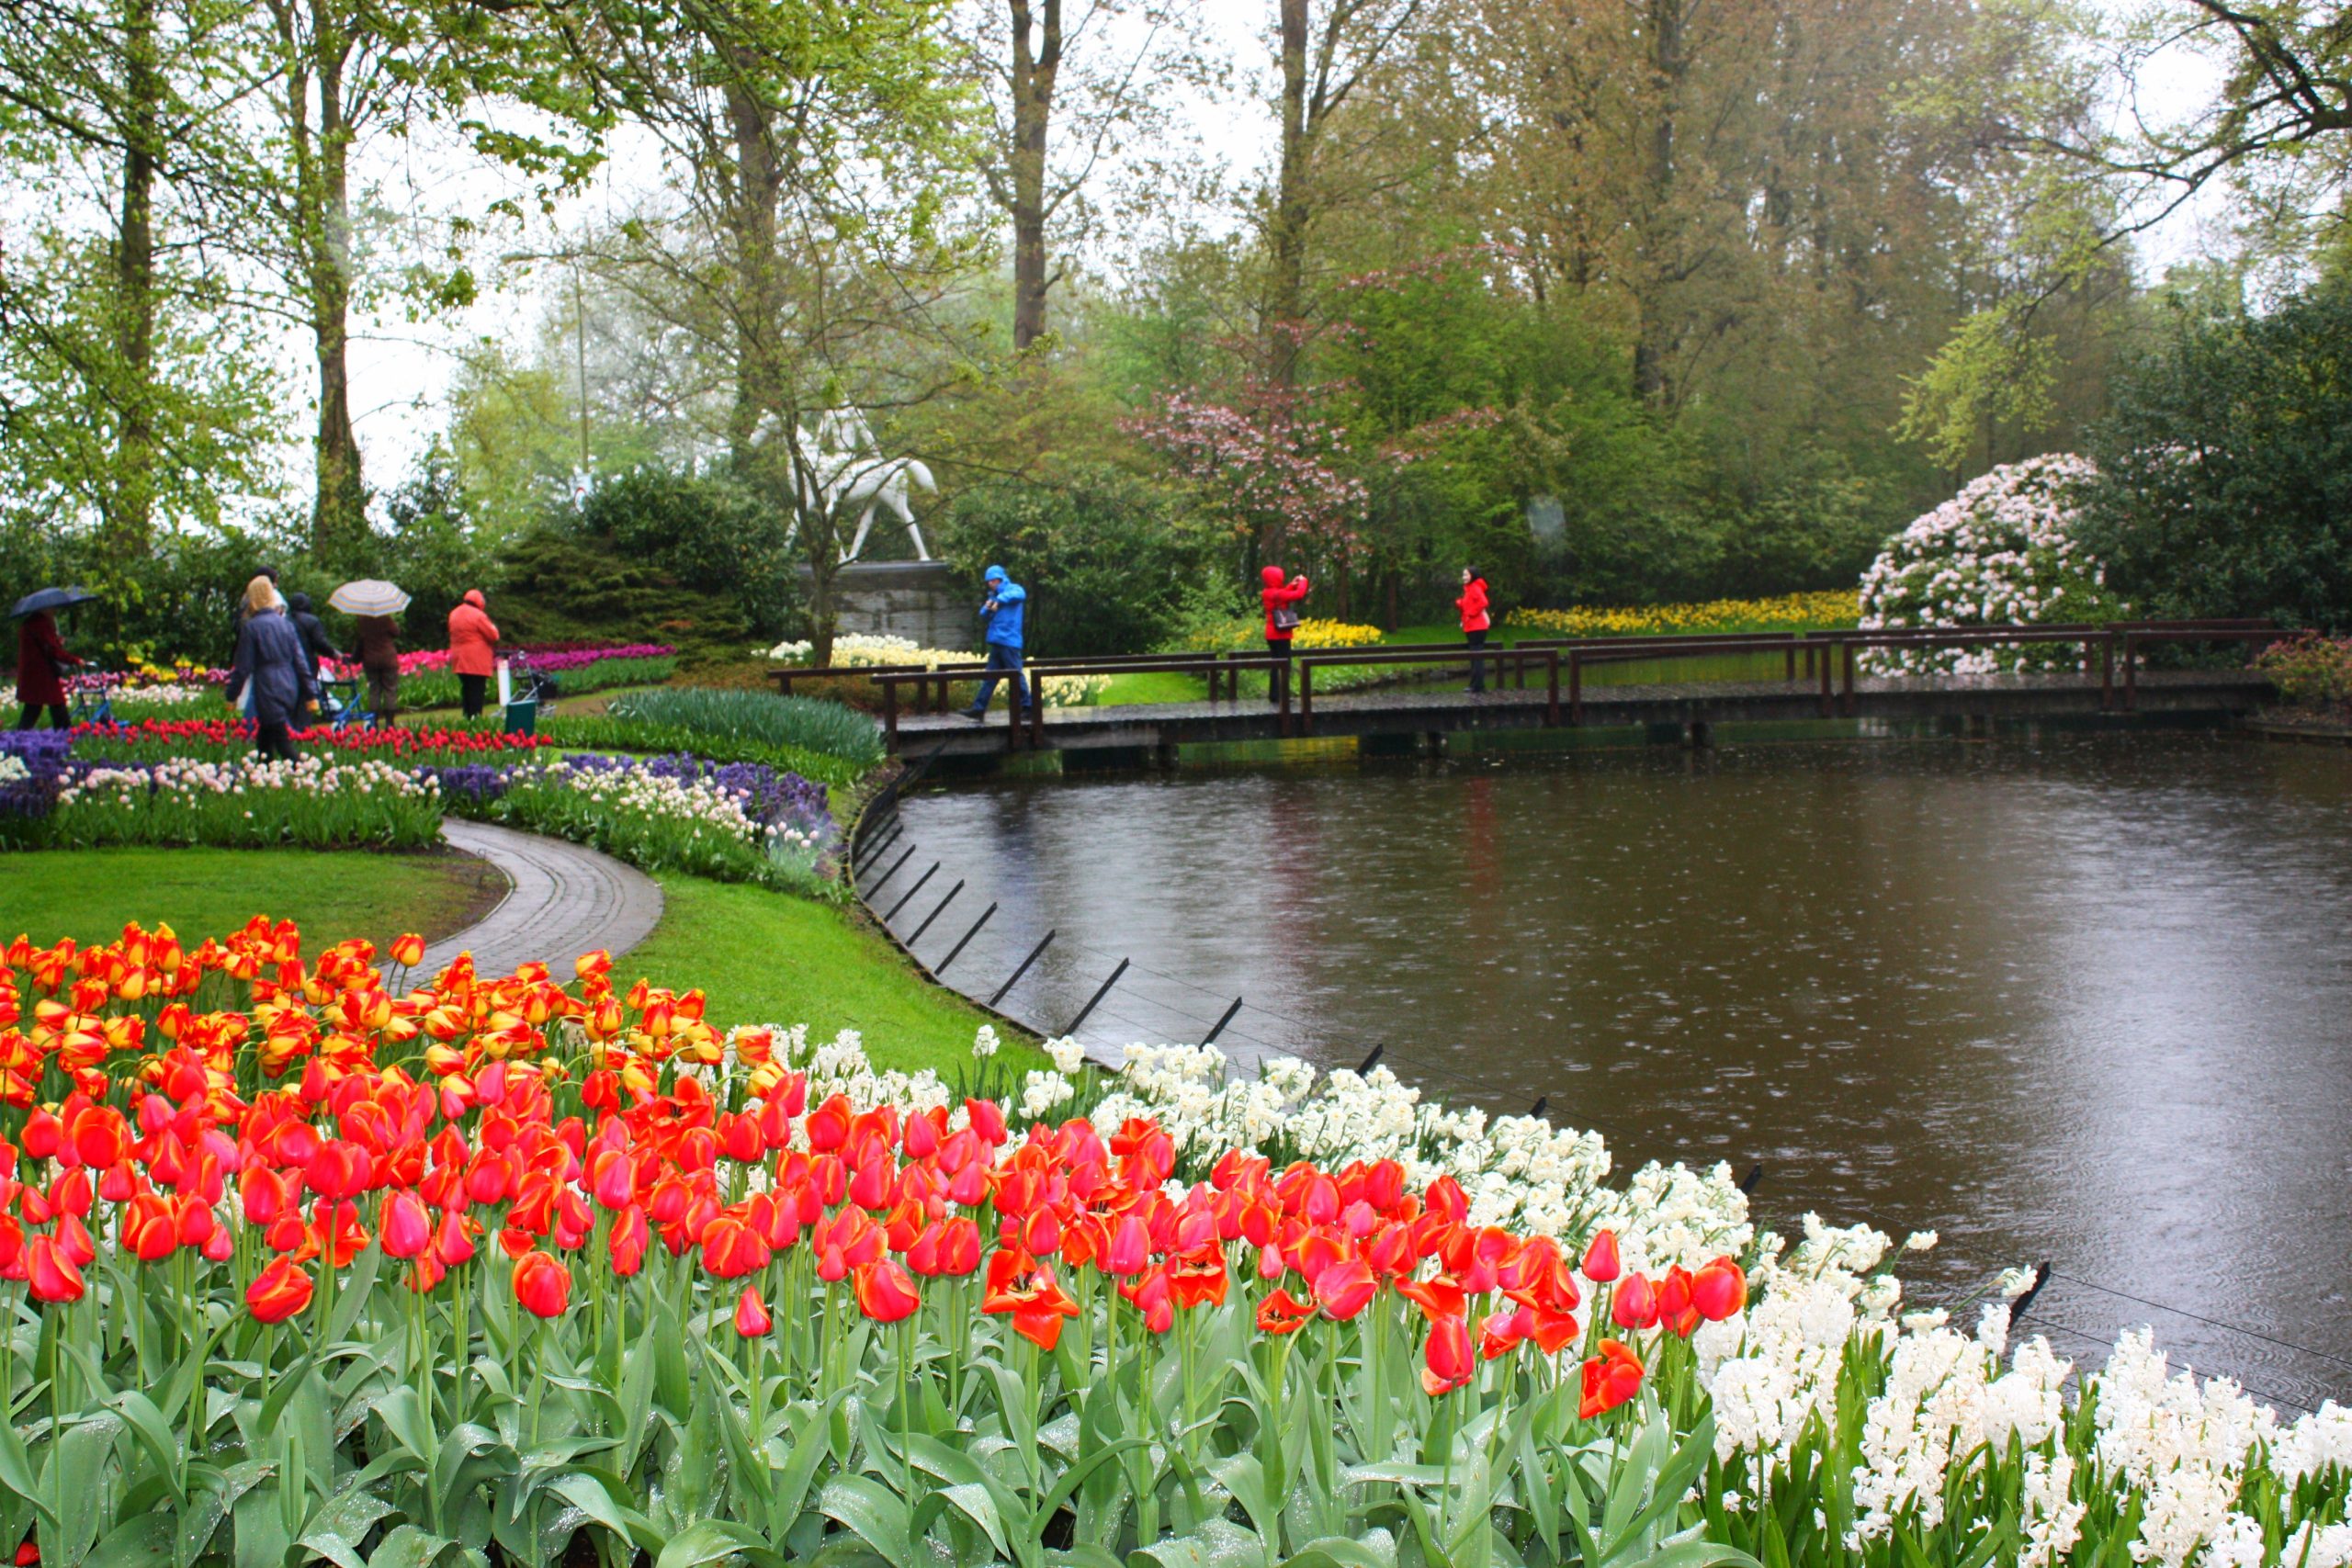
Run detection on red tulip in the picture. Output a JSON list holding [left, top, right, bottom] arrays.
[[1255, 1287, 1317, 1336], [434, 1210, 478, 1268], [304, 1141, 373, 1201], [1611, 1271, 1659, 1331], [1313, 1258, 1377, 1321], [589, 1150, 635, 1212], [854, 1258, 921, 1324], [1102, 1213, 1150, 1277], [983, 1248, 1082, 1349], [247, 1258, 313, 1324], [1579, 1338, 1644, 1420], [27, 1236, 84, 1303], [1422, 1313, 1476, 1398], [512, 1249, 571, 1317], [1581, 1228, 1621, 1284], [734, 1287, 773, 1338], [123, 1193, 179, 1262], [381, 1190, 431, 1260], [608, 1205, 649, 1276], [1657, 1265, 1701, 1337], [390, 933, 424, 967], [1691, 1257, 1747, 1323]]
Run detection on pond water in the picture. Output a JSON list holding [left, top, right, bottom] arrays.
[[888, 733, 2352, 1406]]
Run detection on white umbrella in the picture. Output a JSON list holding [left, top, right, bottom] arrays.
[[327, 580, 410, 615]]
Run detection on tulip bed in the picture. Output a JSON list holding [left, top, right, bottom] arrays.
[[0, 734, 836, 889], [431, 753, 837, 891], [0, 736, 443, 852], [3, 926, 2351, 1568], [72, 721, 554, 766], [322, 646, 679, 713]]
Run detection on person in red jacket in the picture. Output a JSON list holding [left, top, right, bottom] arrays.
[[13, 609, 81, 729], [1260, 564, 1309, 705], [446, 589, 501, 719], [1456, 565, 1492, 693]]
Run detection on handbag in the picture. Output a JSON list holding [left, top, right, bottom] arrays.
[[1271, 603, 1304, 632]]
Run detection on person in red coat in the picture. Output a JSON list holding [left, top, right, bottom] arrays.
[[1259, 564, 1309, 705], [1456, 566, 1492, 693], [446, 589, 501, 719], [13, 610, 81, 729]]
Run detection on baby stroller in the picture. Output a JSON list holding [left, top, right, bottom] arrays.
[[318, 673, 373, 731]]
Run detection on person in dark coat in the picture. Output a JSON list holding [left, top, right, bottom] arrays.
[[284, 592, 344, 679], [353, 614, 401, 726], [13, 609, 81, 729], [225, 577, 319, 760], [229, 565, 280, 718]]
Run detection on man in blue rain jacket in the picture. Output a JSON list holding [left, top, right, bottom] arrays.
[[961, 564, 1030, 719]]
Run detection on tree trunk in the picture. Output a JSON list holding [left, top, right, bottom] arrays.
[[726, 77, 834, 660], [302, 14, 366, 558], [1265, 0, 1311, 383], [1008, 0, 1060, 351], [107, 0, 160, 559], [1631, 0, 1684, 409]]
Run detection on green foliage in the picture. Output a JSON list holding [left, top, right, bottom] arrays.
[[940, 464, 1224, 656], [1895, 301, 2063, 470], [492, 468, 803, 661], [604, 686, 884, 768], [2080, 280, 2352, 630]]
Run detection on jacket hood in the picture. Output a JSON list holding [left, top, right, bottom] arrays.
[[286, 592, 313, 614], [983, 565, 1007, 582], [1261, 565, 1287, 587], [462, 590, 485, 608]]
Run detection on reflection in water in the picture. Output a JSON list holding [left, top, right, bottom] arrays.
[[893, 735, 2352, 1405]]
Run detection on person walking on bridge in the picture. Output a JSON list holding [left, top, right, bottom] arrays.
[[1260, 564, 1310, 705], [1457, 566, 1492, 693], [961, 564, 1029, 721]]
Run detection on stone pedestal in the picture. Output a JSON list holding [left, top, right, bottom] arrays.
[[801, 560, 975, 651]]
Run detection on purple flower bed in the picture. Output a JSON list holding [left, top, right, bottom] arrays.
[[417, 751, 833, 843], [557, 751, 832, 840], [515, 644, 674, 673], [0, 731, 72, 818]]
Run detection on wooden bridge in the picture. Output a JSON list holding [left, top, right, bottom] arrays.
[[771, 622, 2294, 761]]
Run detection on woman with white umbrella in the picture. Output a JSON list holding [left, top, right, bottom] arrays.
[[329, 580, 410, 726]]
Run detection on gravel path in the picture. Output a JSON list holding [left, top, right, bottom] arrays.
[[420, 819, 664, 976]]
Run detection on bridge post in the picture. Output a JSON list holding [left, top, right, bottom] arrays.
[[1545, 651, 1560, 726], [883, 680, 899, 749], [2102, 634, 2115, 711], [1842, 642, 1859, 717]]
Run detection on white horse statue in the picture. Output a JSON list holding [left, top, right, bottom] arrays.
[[801, 408, 938, 562]]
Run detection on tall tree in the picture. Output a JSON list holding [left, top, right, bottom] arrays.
[[960, 0, 1210, 351], [0, 0, 275, 554], [573, 0, 981, 660], [1259, 0, 1430, 380]]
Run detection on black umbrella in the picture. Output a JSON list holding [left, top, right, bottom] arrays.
[[9, 586, 97, 619]]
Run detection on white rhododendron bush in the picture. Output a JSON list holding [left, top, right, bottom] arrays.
[[1858, 453, 2127, 675]]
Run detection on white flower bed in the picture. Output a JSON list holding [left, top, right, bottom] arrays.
[[766, 633, 1109, 707], [1858, 453, 2123, 675], [708, 1020, 2352, 1568]]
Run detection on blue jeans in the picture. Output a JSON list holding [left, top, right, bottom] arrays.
[[967, 643, 1029, 714]]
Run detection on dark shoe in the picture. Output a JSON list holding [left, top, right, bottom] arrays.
[[959, 709, 987, 722]]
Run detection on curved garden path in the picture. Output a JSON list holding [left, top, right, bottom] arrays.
[[420, 820, 664, 977]]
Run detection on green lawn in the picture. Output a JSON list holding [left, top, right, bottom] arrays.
[[621, 874, 1044, 1079], [0, 846, 505, 951]]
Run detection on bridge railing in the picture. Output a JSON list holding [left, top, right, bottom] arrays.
[[868, 654, 1293, 748], [1557, 619, 2292, 720], [1293, 645, 1563, 733], [777, 649, 1272, 709]]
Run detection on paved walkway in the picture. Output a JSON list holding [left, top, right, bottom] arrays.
[[421, 819, 664, 977]]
